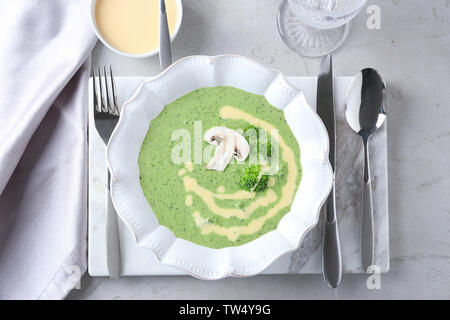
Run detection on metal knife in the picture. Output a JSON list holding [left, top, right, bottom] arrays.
[[316, 54, 342, 288], [159, 0, 172, 70]]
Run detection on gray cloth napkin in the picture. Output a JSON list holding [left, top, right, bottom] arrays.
[[0, 0, 96, 299]]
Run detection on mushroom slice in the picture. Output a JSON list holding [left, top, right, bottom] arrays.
[[204, 126, 249, 171]]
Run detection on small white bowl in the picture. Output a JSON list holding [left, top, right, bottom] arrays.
[[106, 55, 333, 279], [89, 0, 183, 58]]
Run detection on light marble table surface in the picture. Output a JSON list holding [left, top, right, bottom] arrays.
[[68, 0, 450, 299]]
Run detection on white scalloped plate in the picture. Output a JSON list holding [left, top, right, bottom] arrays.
[[107, 55, 332, 279]]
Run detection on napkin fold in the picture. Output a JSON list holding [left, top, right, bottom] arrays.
[[0, 0, 96, 299]]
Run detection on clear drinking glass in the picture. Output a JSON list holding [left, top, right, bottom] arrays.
[[277, 0, 367, 57]]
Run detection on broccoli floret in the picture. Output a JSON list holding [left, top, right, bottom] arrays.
[[243, 126, 271, 158], [254, 174, 269, 191], [239, 165, 269, 192]]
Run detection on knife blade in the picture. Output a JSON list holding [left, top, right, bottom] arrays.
[[316, 54, 342, 288], [159, 0, 172, 70]]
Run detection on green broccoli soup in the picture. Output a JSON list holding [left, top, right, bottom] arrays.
[[138, 86, 302, 248]]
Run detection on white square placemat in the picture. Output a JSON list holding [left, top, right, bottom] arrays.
[[88, 76, 389, 276]]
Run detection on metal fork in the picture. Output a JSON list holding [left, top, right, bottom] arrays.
[[92, 66, 121, 279]]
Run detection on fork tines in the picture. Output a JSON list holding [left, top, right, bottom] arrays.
[[92, 66, 120, 116]]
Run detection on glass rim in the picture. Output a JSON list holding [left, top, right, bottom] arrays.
[[287, 0, 368, 20]]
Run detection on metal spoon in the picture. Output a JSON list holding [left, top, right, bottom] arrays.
[[159, 0, 172, 70], [345, 68, 387, 271]]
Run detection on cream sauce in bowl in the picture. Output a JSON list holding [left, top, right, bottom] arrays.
[[92, 0, 181, 57]]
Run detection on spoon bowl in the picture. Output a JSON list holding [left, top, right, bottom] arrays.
[[346, 68, 387, 139]]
